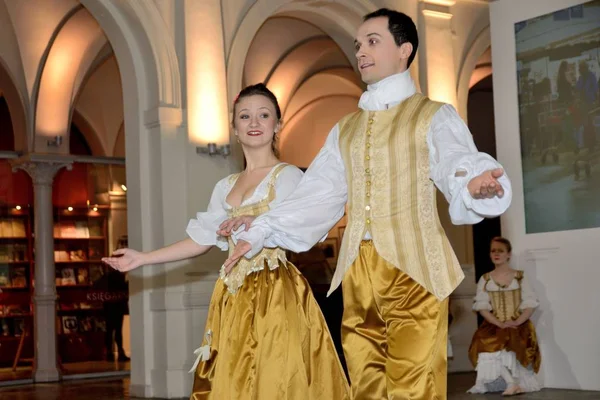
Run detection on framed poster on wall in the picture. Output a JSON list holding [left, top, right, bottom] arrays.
[[494, 0, 600, 234]]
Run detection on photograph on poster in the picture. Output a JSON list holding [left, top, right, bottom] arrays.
[[515, 0, 600, 233]]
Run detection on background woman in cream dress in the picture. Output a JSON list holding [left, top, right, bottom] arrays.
[[468, 237, 541, 396]]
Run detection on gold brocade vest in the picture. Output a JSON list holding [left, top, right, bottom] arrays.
[[483, 271, 524, 322], [219, 164, 289, 294], [331, 93, 465, 300]]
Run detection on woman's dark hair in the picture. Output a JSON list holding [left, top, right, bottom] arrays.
[[363, 8, 418, 68], [232, 83, 281, 157], [491, 236, 512, 253]]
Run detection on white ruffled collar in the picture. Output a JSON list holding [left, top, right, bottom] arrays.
[[358, 70, 417, 111]]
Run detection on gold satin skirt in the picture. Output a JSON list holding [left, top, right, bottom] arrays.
[[190, 262, 350, 400], [468, 320, 541, 373], [341, 241, 448, 400]]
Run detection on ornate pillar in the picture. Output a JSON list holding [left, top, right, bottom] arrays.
[[11, 157, 72, 382]]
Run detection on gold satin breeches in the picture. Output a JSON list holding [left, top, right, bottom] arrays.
[[341, 241, 448, 400], [190, 262, 350, 400]]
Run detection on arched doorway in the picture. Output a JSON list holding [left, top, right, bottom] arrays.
[[466, 48, 501, 284]]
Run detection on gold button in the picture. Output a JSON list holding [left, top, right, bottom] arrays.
[[367, 130, 371, 136], [369, 118, 374, 123], [366, 192, 371, 197], [366, 143, 371, 148], [365, 205, 371, 211], [366, 155, 371, 160], [365, 168, 370, 174], [366, 218, 371, 224], [366, 181, 371, 186]]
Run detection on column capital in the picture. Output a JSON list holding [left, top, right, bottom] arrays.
[[10, 154, 74, 186]]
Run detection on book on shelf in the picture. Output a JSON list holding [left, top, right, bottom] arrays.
[[0, 265, 9, 287], [0, 318, 9, 336], [61, 268, 76, 286], [0, 219, 27, 238], [54, 250, 70, 262], [54, 221, 93, 238], [89, 265, 105, 284], [79, 316, 93, 332], [88, 243, 104, 260], [77, 268, 89, 285], [88, 220, 103, 237], [0, 304, 30, 316], [9, 267, 27, 288], [69, 249, 87, 261], [74, 221, 90, 238], [92, 316, 106, 332], [62, 316, 79, 334], [0, 244, 28, 262]]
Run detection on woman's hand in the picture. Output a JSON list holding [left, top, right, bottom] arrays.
[[217, 216, 256, 237], [102, 248, 147, 272]]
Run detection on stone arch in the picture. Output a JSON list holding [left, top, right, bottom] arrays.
[[71, 109, 106, 156], [75, 2, 182, 395], [226, 0, 376, 105], [0, 59, 27, 152], [457, 26, 491, 121], [113, 121, 125, 158]]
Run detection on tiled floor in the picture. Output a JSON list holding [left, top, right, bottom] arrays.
[[0, 361, 129, 383], [0, 373, 598, 399]]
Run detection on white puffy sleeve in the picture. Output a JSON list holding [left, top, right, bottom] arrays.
[[519, 273, 539, 310], [237, 125, 347, 258], [473, 276, 492, 311], [428, 104, 512, 225], [269, 165, 304, 207], [186, 178, 229, 251]]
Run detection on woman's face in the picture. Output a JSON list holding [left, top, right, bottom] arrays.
[[233, 95, 279, 152], [490, 241, 510, 266]]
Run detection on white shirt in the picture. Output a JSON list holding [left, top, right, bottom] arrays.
[[473, 273, 539, 312], [186, 164, 303, 250], [237, 71, 512, 259]]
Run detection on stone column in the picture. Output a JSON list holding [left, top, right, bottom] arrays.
[[11, 157, 72, 382], [418, 0, 474, 265]]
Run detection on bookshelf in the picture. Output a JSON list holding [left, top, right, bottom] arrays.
[[0, 205, 34, 366], [54, 205, 117, 363]]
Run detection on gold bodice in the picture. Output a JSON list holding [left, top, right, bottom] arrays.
[[219, 164, 289, 294], [483, 271, 524, 322]]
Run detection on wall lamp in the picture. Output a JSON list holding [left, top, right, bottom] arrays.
[[196, 143, 231, 157], [47, 135, 63, 147]]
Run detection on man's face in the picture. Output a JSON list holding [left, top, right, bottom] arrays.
[[354, 16, 411, 84]]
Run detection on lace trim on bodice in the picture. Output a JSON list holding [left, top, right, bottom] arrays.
[[219, 163, 289, 294], [483, 272, 524, 322]]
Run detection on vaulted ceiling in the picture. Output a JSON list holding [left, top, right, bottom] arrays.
[[0, 0, 123, 156]]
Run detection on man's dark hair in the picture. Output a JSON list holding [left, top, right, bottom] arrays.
[[363, 8, 418, 68]]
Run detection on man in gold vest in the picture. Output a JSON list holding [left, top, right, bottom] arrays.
[[221, 8, 512, 399]]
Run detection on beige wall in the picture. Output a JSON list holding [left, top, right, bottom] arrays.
[[491, 0, 600, 391]]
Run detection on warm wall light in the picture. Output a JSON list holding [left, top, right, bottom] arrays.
[[47, 136, 63, 147], [92, 206, 98, 212], [185, 0, 230, 149], [67, 207, 73, 212], [15, 205, 21, 211], [196, 143, 231, 157], [121, 184, 127, 192], [423, 0, 456, 6]]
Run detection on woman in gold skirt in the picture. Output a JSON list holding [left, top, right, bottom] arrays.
[[468, 237, 541, 396], [102, 84, 350, 399]]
